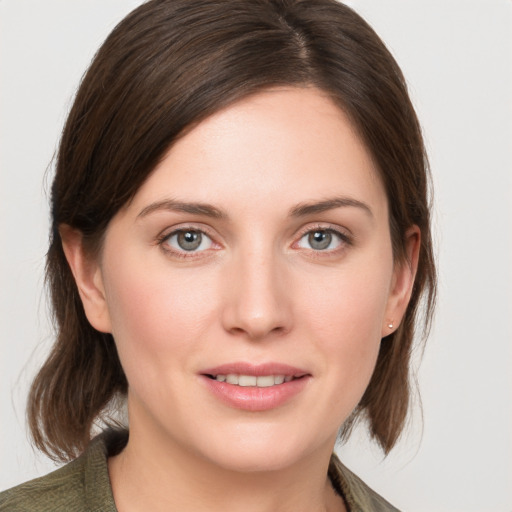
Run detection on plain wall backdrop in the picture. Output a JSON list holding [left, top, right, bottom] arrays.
[[1, 1, 511, 510]]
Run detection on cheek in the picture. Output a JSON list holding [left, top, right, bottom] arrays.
[[101, 256, 217, 372], [303, 264, 391, 341], [298, 258, 393, 393]]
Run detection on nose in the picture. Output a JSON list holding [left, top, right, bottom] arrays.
[[221, 247, 293, 341]]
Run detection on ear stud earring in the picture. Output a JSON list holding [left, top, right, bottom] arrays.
[[387, 322, 394, 329]]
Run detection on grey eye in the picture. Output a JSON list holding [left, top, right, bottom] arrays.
[[297, 229, 344, 251], [308, 230, 332, 250], [165, 230, 213, 252], [177, 230, 202, 251]]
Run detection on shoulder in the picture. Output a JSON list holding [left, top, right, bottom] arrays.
[[0, 456, 88, 512], [0, 430, 124, 512], [329, 454, 401, 512]]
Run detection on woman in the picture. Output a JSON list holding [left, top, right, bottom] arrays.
[[0, 0, 436, 510]]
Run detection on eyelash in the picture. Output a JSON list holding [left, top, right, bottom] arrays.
[[156, 224, 353, 259], [156, 225, 219, 259], [293, 224, 353, 254]]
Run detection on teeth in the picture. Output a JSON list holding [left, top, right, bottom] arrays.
[[256, 375, 275, 387], [226, 374, 239, 385], [215, 374, 293, 387], [239, 375, 257, 387]]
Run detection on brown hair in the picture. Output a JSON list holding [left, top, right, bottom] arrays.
[[28, 0, 436, 462]]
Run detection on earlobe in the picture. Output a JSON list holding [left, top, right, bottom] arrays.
[[60, 225, 112, 333], [382, 226, 421, 337]]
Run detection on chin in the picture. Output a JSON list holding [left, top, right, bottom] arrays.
[[204, 447, 304, 474], [191, 423, 330, 474]]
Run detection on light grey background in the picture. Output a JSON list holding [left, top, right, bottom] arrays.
[[1, 1, 511, 510]]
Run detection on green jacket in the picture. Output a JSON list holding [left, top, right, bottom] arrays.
[[0, 430, 399, 511]]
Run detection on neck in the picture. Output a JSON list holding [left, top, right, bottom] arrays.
[[108, 421, 345, 512]]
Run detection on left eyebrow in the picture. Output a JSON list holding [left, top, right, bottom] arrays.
[[289, 196, 374, 218], [137, 199, 227, 220]]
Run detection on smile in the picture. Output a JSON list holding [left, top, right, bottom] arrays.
[[201, 364, 310, 411], [209, 374, 295, 387]]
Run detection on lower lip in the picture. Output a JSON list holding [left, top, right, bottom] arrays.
[[201, 376, 310, 411]]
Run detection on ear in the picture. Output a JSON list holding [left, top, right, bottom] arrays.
[[382, 226, 421, 337], [60, 224, 112, 333]]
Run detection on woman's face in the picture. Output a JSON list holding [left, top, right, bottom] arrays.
[[77, 87, 415, 472]]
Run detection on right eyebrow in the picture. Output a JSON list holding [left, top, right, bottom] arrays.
[[137, 199, 227, 220]]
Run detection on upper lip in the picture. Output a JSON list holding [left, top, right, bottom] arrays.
[[201, 362, 310, 378]]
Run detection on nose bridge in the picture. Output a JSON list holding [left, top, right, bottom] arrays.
[[222, 238, 291, 340]]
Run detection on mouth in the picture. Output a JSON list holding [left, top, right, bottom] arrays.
[[204, 373, 302, 387], [200, 363, 311, 411]]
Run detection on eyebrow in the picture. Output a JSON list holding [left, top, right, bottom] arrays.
[[137, 199, 226, 219], [137, 195, 373, 221], [289, 197, 373, 218]]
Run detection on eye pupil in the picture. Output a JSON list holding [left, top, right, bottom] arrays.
[[308, 230, 332, 250], [177, 230, 202, 251]]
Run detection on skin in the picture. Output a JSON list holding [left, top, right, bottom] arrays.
[[62, 87, 419, 512]]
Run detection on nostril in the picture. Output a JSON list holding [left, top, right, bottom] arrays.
[[228, 324, 288, 340]]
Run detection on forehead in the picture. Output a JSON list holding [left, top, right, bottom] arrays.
[[127, 87, 387, 220]]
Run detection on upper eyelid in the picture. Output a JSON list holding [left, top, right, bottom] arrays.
[[158, 223, 217, 240], [294, 222, 352, 239]]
